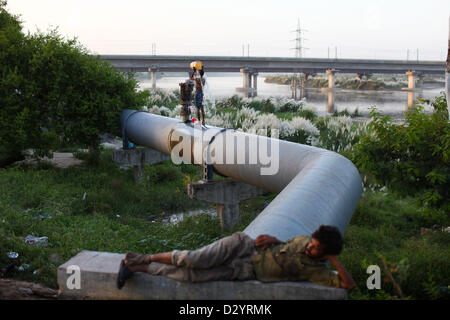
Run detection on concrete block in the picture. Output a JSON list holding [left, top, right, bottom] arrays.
[[187, 180, 265, 231], [112, 148, 170, 183], [216, 203, 240, 231], [112, 148, 170, 166], [57, 251, 347, 300], [187, 180, 264, 204]]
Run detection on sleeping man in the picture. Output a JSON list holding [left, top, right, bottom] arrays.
[[117, 225, 356, 291]]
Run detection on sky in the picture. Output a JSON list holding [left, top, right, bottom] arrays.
[[6, 0, 450, 60]]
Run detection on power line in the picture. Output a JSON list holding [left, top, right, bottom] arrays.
[[290, 18, 308, 58]]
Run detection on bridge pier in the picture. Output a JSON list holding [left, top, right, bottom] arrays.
[[237, 68, 257, 98], [326, 69, 337, 113], [417, 73, 424, 89], [299, 73, 307, 100], [291, 75, 298, 100], [148, 65, 159, 90], [291, 72, 306, 101], [416, 73, 425, 102], [241, 68, 250, 98], [403, 71, 422, 109], [242, 67, 249, 89], [252, 72, 258, 97], [406, 71, 416, 90], [407, 71, 416, 109]]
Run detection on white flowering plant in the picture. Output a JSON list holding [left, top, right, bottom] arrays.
[[146, 89, 179, 108], [314, 116, 369, 153], [141, 91, 368, 152]]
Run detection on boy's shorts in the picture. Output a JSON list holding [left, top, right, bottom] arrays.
[[194, 91, 204, 109]]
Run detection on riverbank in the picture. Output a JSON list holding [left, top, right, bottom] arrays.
[[264, 75, 445, 91]]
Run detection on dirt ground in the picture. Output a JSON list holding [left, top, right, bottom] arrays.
[[15, 152, 84, 169], [0, 279, 59, 300]]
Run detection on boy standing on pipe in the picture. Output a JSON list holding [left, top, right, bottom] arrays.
[[117, 225, 356, 291], [189, 61, 206, 125]]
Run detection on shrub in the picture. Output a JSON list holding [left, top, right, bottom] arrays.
[[0, 2, 148, 165], [143, 162, 185, 186], [350, 94, 449, 209], [296, 107, 318, 121]]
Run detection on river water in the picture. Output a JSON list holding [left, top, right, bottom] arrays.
[[138, 73, 444, 117], [136, 74, 444, 225]]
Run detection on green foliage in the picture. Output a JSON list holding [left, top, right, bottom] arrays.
[[0, 3, 148, 165], [343, 191, 450, 300], [332, 108, 360, 118], [351, 94, 450, 209], [284, 130, 312, 145], [245, 99, 275, 113], [296, 107, 318, 121], [142, 161, 185, 187]]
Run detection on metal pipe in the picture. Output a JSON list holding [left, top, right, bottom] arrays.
[[121, 110, 363, 241]]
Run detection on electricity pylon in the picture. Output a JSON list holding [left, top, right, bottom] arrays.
[[290, 18, 308, 58]]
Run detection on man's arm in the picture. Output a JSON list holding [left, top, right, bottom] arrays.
[[326, 255, 356, 290], [255, 234, 284, 251]]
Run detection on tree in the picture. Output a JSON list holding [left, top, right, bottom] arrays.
[[0, 1, 148, 166], [0, 0, 39, 165]]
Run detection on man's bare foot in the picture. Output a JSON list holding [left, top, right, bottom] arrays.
[[124, 252, 151, 266], [124, 252, 138, 266]]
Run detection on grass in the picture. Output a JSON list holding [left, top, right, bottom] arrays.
[[0, 148, 448, 299], [343, 191, 450, 299], [0, 149, 223, 288]]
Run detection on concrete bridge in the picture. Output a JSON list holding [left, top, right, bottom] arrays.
[[100, 54, 444, 74], [101, 54, 445, 109]]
